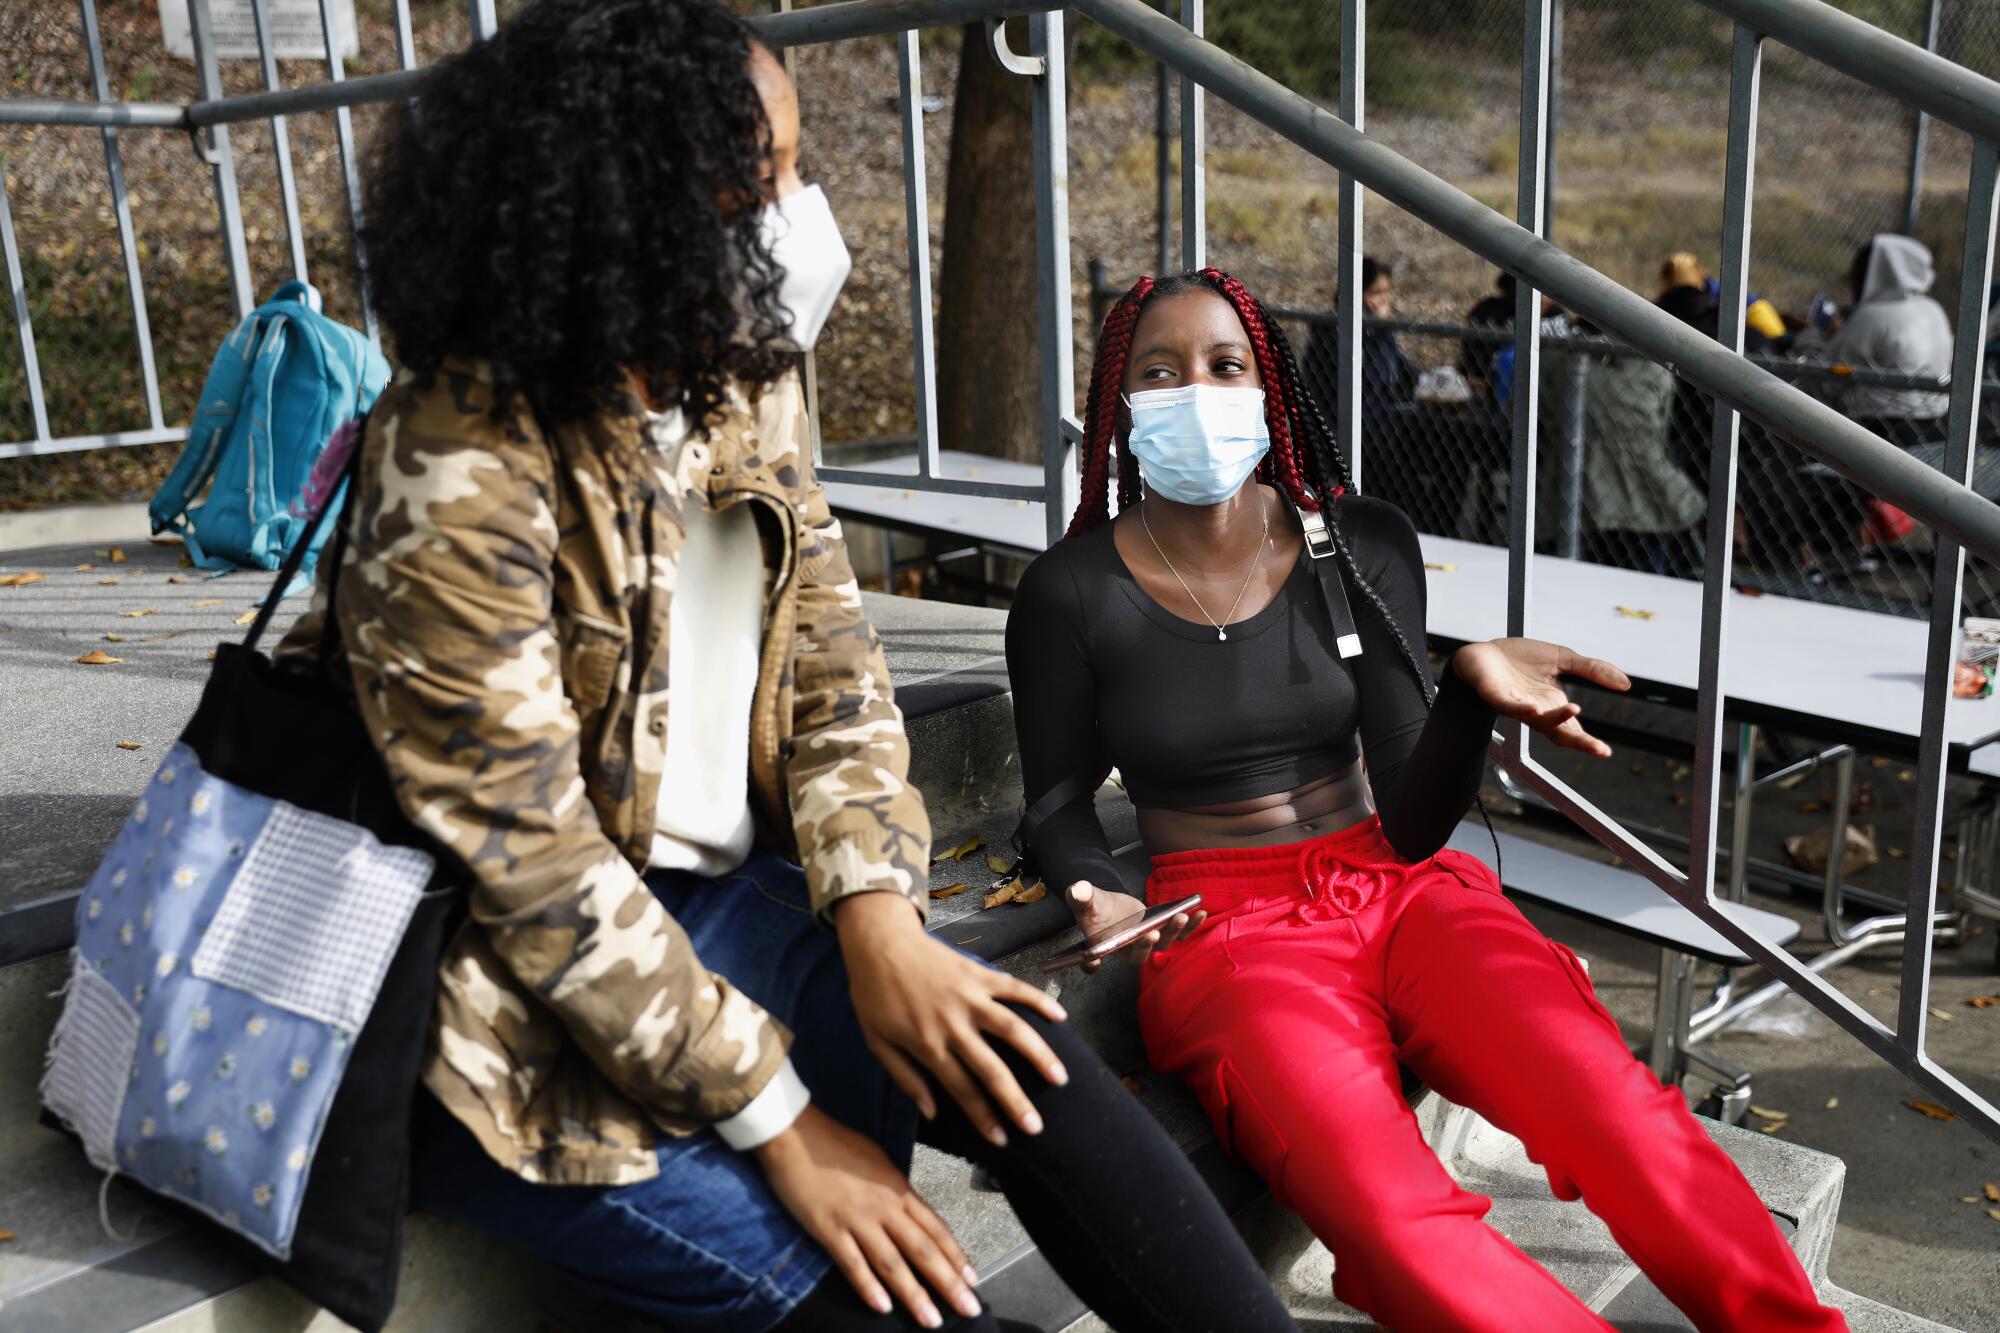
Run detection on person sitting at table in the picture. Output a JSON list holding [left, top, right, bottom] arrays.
[[1302, 255, 1415, 423], [1577, 314, 1706, 577], [1811, 235, 1953, 450], [1003, 264, 1848, 1333], [1458, 269, 1516, 397]]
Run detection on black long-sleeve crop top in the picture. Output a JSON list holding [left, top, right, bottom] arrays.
[[1004, 494, 1496, 894]]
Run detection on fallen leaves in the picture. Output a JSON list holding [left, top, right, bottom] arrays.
[[985, 852, 1011, 875], [982, 879, 1048, 910], [930, 883, 969, 900], [1614, 605, 1655, 620], [1906, 1099, 1958, 1122], [74, 650, 123, 665], [104, 633, 124, 643], [74, 563, 95, 571], [1964, 995, 2000, 1008], [1825, 1096, 1840, 1110], [1929, 1007, 1953, 1022], [1120, 1075, 1144, 1097], [1986, 1182, 2000, 1203], [1015, 881, 1048, 905], [1989, 1208, 2000, 1224], [1423, 562, 1458, 572], [1748, 1104, 1788, 1121], [118, 608, 157, 619], [115, 741, 143, 751], [234, 609, 259, 625], [0, 571, 46, 587], [1759, 1120, 1789, 1134], [0, 1229, 12, 1243], [107, 547, 127, 564], [192, 598, 223, 608], [1735, 585, 1766, 597], [97, 578, 120, 586], [165, 575, 190, 585], [931, 834, 983, 865]]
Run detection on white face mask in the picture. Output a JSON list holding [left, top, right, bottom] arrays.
[[755, 184, 852, 351], [1122, 384, 1272, 506]]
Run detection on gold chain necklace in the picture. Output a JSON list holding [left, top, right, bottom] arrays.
[[1140, 492, 1269, 642]]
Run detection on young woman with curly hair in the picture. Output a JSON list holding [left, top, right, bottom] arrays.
[[277, 4, 1295, 1330], [1004, 269, 1847, 1332]]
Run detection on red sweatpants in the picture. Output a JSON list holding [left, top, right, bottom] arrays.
[[1136, 818, 1845, 1333]]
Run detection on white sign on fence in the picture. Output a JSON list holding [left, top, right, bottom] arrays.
[[158, 0, 359, 62]]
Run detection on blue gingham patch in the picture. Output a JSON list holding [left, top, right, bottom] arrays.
[[192, 802, 431, 1031]]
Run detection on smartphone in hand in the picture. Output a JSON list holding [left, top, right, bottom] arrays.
[[1038, 894, 1203, 973]]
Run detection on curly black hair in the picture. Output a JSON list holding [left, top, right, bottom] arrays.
[[361, 0, 793, 426]]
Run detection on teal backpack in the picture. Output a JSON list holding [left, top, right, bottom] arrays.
[[150, 281, 390, 591]]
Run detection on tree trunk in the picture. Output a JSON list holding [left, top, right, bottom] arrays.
[[936, 20, 1041, 464]]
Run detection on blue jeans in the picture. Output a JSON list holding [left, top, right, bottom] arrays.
[[412, 853, 921, 1332]]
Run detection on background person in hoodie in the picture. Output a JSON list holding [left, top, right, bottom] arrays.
[[1819, 234, 1954, 448]]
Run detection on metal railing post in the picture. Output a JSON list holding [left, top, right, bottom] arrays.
[[251, 0, 310, 283], [468, 0, 498, 41], [188, 0, 255, 320], [1690, 23, 1762, 907], [1899, 137, 2000, 1050], [318, 0, 378, 344], [1903, 0, 1943, 237], [1155, 0, 1173, 277], [1335, 0, 1364, 491], [77, 0, 163, 435], [1030, 10, 1077, 545], [897, 31, 941, 478], [1505, 0, 1552, 661], [1179, 0, 1203, 270], [0, 170, 51, 446]]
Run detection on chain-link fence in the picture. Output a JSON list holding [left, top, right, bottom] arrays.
[[1074, 0, 2000, 620]]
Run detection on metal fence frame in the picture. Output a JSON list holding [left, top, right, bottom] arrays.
[[4, 0, 2000, 1140]]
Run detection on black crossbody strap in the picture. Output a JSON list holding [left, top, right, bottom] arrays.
[[1295, 501, 1364, 660], [240, 417, 366, 655], [1020, 763, 1113, 841]]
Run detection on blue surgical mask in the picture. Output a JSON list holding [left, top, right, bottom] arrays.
[[1123, 384, 1271, 506]]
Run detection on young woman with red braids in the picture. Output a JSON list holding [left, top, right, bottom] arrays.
[[1004, 269, 1846, 1333]]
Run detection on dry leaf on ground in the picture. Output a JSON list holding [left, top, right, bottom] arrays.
[[108, 547, 127, 564], [1120, 1076, 1144, 1096], [103, 633, 124, 643], [1747, 1104, 1788, 1121], [0, 572, 46, 588], [1759, 1121, 1789, 1134], [929, 883, 969, 900], [1825, 1096, 1840, 1110], [1906, 1099, 1958, 1121], [1965, 995, 2000, 1008], [1929, 1007, 1953, 1022], [1423, 562, 1458, 571], [74, 650, 123, 665], [986, 853, 1011, 875], [191, 598, 223, 608], [234, 610, 259, 625], [983, 882, 1021, 910], [97, 578, 120, 586], [1961, 1195, 1982, 1203], [1614, 606, 1655, 620], [0, 1229, 12, 1242], [1985, 1182, 1999, 1203], [165, 575, 189, 584], [115, 741, 143, 751], [1015, 881, 1048, 905], [1735, 586, 1766, 597], [951, 835, 983, 860], [73, 563, 95, 571], [118, 608, 157, 619], [177, 553, 195, 569], [1989, 1209, 2000, 1224]]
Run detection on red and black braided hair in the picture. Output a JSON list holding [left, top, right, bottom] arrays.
[[1066, 267, 1437, 706]]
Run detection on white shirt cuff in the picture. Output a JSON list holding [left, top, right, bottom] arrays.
[[715, 1058, 812, 1151]]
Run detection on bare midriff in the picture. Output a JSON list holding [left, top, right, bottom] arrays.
[[1135, 757, 1375, 855]]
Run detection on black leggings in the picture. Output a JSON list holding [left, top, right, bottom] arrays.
[[772, 1007, 1296, 1333]]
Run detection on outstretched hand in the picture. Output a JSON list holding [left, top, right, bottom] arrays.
[[1450, 637, 1631, 756]]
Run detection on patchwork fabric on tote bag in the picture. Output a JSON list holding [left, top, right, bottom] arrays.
[[41, 423, 462, 1333], [45, 748, 431, 1255]]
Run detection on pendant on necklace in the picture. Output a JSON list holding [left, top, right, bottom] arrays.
[[1217, 628, 1227, 642]]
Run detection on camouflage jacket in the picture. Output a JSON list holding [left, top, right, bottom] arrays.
[[277, 358, 931, 1184]]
